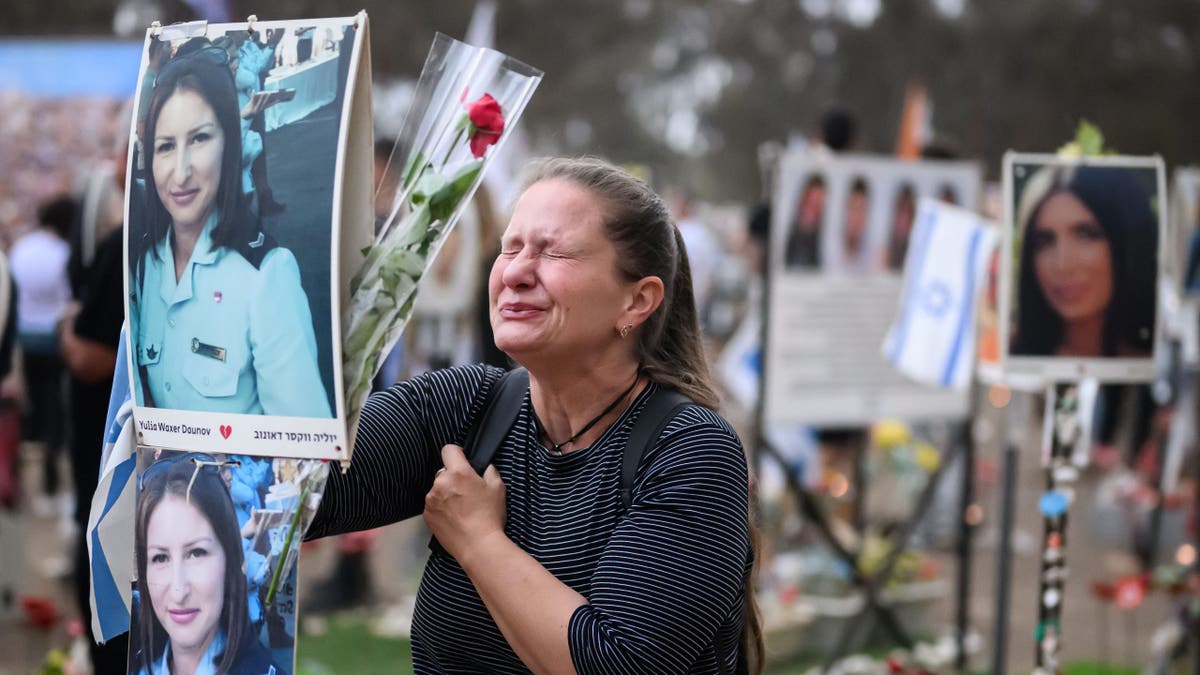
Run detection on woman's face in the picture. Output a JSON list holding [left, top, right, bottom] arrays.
[[796, 183, 825, 231], [892, 193, 915, 241], [845, 189, 869, 250], [489, 179, 631, 363], [152, 88, 225, 233], [145, 494, 226, 655], [1030, 191, 1114, 322]]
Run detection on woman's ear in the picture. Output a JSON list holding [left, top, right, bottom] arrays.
[[622, 275, 665, 327]]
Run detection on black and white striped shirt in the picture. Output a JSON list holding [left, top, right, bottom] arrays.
[[308, 365, 751, 674]]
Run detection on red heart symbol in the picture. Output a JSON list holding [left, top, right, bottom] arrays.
[[219, 425, 232, 439]]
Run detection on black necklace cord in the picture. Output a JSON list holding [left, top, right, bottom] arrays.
[[534, 373, 641, 454]]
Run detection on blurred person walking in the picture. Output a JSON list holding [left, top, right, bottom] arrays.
[[0, 249, 22, 626], [9, 195, 74, 518], [671, 191, 722, 333], [59, 136, 131, 673], [0, 248, 20, 510]]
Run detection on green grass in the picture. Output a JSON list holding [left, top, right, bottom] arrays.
[[1061, 663, 1139, 675], [291, 620, 1139, 675], [295, 616, 413, 675]]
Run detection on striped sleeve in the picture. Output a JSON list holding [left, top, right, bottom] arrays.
[[305, 364, 501, 540], [567, 406, 750, 674]]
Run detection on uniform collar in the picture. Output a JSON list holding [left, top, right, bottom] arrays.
[[157, 212, 220, 305], [153, 629, 226, 675]]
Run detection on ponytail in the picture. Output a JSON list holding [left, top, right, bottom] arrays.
[[637, 225, 718, 408]]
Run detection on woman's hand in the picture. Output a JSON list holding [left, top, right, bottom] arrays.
[[423, 444, 507, 562], [241, 94, 271, 120]]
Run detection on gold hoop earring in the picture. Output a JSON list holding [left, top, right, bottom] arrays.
[[620, 323, 632, 339]]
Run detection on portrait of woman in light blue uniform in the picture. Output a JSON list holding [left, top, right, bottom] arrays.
[[130, 38, 331, 418], [131, 453, 283, 675]]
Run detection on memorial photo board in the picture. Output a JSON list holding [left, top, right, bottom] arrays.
[[123, 16, 373, 459], [1170, 167, 1200, 295], [764, 150, 982, 426], [1000, 153, 1164, 383]]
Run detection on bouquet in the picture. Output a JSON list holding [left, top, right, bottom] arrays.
[[342, 33, 542, 441]]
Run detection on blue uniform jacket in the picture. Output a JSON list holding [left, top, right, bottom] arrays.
[[139, 628, 282, 675], [132, 215, 332, 418]]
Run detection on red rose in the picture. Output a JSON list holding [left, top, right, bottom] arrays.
[[466, 93, 505, 158]]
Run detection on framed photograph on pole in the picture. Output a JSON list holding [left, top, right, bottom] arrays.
[[999, 153, 1165, 383], [123, 15, 373, 460]]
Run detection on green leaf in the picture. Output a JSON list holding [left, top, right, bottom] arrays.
[[1059, 119, 1110, 157], [397, 203, 432, 248], [428, 161, 483, 222], [411, 171, 449, 205], [1076, 119, 1105, 156], [401, 150, 428, 191], [345, 313, 379, 355]]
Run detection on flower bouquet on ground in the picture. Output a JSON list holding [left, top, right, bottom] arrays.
[[342, 33, 542, 444]]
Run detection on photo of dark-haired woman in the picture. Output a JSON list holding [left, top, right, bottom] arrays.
[[884, 183, 915, 271], [1009, 162, 1159, 360], [131, 453, 283, 675], [784, 174, 825, 269], [128, 36, 332, 417]]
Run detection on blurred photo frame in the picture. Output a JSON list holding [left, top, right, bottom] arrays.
[[762, 150, 982, 427], [1000, 152, 1165, 383], [129, 447, 328, 675], [770, 152, 982, 277], [122, 15, 373, 459], [1170, 167, 1200, 295]]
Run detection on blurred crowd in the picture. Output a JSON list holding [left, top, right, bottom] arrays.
[[1, 88, 133, 672]]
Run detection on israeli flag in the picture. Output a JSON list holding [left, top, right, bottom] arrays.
[[86, 325, 136, 642], [883, 199, 997, 390]]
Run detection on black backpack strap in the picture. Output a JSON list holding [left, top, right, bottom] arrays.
[[620, 387, 744, 675], [430, 367, 528, 556], [620, 386, 691, 511], [462, 367, 529, 474]]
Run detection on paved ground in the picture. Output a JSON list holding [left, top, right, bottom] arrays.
[[0, 388, 1186, 673]]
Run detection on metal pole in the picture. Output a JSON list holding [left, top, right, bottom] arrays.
[[955, 415, 976, 673], [1193, 386, 1200, 675], [991, 442, 1019, 675]]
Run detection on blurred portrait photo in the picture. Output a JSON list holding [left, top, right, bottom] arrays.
[[1007, 158, 1161, 364]]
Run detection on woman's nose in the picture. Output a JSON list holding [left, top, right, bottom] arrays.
[[1053, 240, 1077, 268], [174, 146, 192, 183], [169, 561, 189, 600], [500, 251, 535, 288]]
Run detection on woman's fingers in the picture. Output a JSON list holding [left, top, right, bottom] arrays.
[[483, 464, 504, 492], [439, 443, 471, 475]]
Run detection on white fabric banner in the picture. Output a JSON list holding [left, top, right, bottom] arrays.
[[883, 198, 997, 390]]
